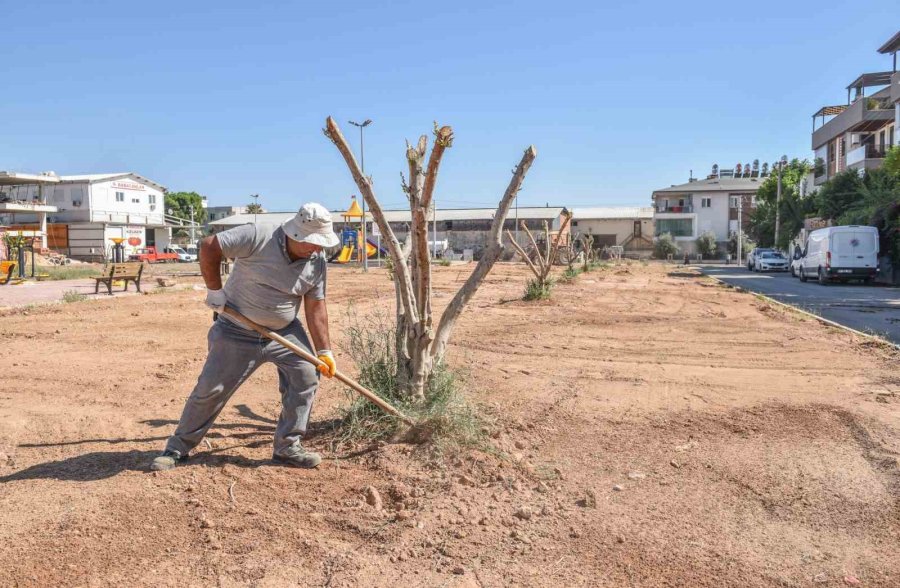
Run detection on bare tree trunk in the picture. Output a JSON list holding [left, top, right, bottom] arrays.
[[325, 116, 537, 400]]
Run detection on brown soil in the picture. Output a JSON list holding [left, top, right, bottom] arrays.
[[1, 262, 898, 587]]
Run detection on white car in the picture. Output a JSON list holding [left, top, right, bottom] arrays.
[[754, 251, 789, 272], [165, 246, 194, 263], [798, 225, 880, 284], [746, 247, 775, 271]]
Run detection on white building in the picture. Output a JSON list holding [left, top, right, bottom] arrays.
[[0, 171, 170, 261], [651, 176, 763, 255]]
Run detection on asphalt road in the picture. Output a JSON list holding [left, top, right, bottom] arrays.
[[699, 265, 900, 345]]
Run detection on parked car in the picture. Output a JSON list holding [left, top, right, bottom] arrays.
[[166, 246, 194, 263], [746, 247, 774, 271], [798, 225, 880, 284], [754, 251, 789, 272], [129, 246, 179, 263], [185, 244, 199, 261]]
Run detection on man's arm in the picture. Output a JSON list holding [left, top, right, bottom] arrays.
[[303, 296, 331, 353], [199, 235, 224, 290]]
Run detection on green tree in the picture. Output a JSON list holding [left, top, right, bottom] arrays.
[[748, 158, 814, 250], [695, 231, 718, 258], [840, 168, 900, 263], [654, 232, 679, 258], [246, 202, 263, 214], [883, 146, 900, 178], [165, 191, 208, 225], [728, 232, 756, 258], [814, 170, 863, 221]]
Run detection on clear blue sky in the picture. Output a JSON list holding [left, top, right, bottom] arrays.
[[1, 1, 896, 211]]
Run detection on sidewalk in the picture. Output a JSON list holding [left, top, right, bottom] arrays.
[[0, 277, 195, 309]]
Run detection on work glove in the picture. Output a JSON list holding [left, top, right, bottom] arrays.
[[205, 288, 226, 312], [316, 349, 336, 378]]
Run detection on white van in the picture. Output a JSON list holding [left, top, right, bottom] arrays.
[[798, 225, 879, 284]]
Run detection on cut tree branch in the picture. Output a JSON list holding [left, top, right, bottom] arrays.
[[520, 221, 545, 276], [421, 124, 453, 212], [324, 116, 418, 327], [506, 230, 541, 278], [431, 145, 538, 362]]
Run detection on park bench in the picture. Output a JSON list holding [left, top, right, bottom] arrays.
[[0, 261, 17, 285], [95, 262, 144, 295]]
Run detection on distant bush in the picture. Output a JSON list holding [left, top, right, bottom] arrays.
[[695, 231, 718, 258], [654, 233, 680, 259]]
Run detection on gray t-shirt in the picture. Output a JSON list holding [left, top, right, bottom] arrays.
[[217, 223, 326, 330]]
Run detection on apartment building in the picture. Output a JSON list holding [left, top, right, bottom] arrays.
[[652, 165, 766, 255], [0, 171, 170, 260], [811, 30, 899, 186]]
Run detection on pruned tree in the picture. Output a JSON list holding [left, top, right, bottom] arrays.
[[323, 117, 537, 401], [579, 233, 595, 270], [505, 213, 572, 297]]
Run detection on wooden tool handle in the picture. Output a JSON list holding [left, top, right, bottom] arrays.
[[220, 306, 413, 425]]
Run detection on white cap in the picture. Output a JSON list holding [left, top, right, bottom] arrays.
[[282, 203, 340, 248]]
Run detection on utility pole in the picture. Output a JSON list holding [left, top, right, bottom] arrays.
[[737, 196, 743, 266], [773, 155, 787, 250], [189, 204, 196, 245], [349, 119, 372, 271]]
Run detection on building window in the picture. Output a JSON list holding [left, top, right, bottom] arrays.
[[701, 197, 711, 208], [571, 221, 578, 227], [115, 192, 125, 202], [656, 218, 693, 237], [148, 194, 156, 204], [132, 197, 140, 203], [444, 221, 453, 230]]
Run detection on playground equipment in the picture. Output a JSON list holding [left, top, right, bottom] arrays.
[[331, 196, 387, 264]]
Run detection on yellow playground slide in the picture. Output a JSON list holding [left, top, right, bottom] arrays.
[[336, 244, 355, 263]]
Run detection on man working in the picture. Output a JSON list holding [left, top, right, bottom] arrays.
[[151, 203, 340, 471]]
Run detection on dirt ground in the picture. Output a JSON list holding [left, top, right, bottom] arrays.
[[1, 262, 898, 587]]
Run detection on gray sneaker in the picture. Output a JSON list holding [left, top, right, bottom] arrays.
[[150, 450, 185, 471], [272, 448, 322, 469]]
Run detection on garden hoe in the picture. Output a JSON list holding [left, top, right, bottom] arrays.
[[221, 306, 414, 426]]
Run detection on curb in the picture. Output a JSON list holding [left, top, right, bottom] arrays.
[[703, 274, 900, 351]]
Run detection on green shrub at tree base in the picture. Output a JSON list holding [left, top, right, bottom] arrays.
[[695, 231, 718, 258], [523, 278, 554, 300], [654, 232, 680, 259], [334, 309, 487, 457]]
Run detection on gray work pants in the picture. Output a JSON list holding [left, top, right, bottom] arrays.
[[165, 317, 319, 457]]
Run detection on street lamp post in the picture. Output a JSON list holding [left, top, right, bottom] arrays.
[[773, 155, 787, 250], [349, 119, 372, 271], [251, 193, 259, 225]]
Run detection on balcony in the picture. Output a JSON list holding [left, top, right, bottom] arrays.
[[846, 143, 891, 170], [656, 204, 694, 213], [812, 93, 894, 150]]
